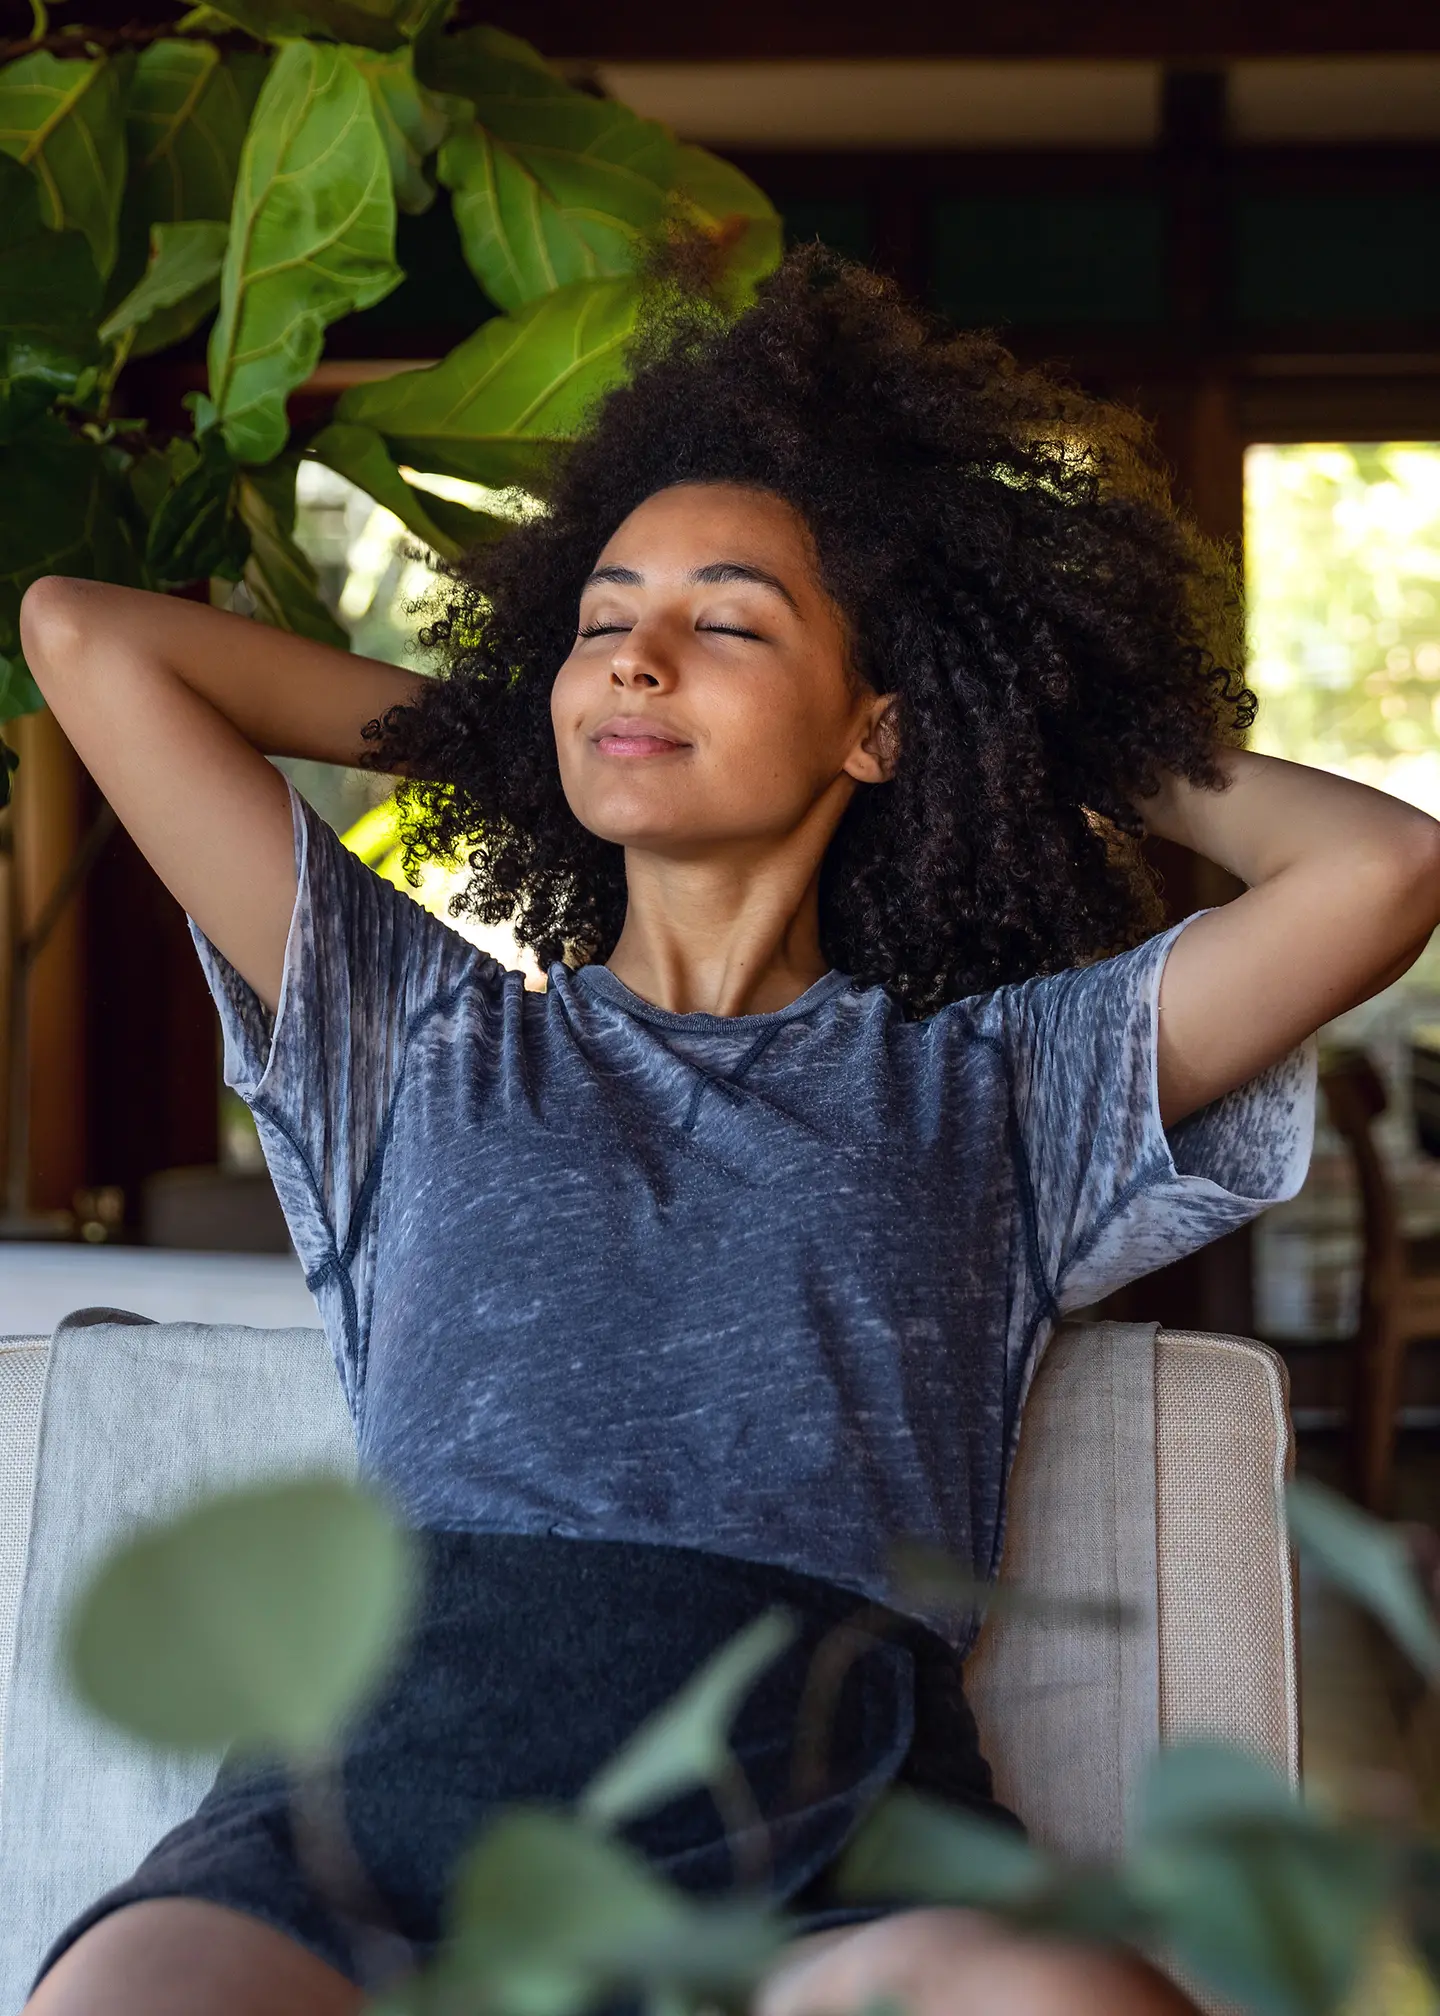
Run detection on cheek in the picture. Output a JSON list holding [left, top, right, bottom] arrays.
[[710, 674, 845, 788], [549, 653, 581, 731]]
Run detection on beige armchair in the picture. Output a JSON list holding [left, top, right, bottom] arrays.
[[0, 1316, 1296, 2013], [969, 1321, 1297, 1858]]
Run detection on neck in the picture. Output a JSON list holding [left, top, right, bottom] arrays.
[[605, 839, 833, 1018]]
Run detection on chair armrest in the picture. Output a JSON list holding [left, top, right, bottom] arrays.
[[1155, 1329, 1299, 1784]]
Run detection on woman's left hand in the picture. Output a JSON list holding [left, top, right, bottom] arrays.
[[1141, 749, 1440, 1127]]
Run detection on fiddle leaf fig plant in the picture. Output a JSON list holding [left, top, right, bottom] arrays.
[[0, 0, 782, 804]]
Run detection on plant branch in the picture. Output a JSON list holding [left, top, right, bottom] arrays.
[[0, 15, 257, 63], [16, 799, 116, 973]]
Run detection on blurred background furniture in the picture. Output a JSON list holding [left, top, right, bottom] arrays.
[[0, 1314, 1294, 2010], [1320, 1047, 1440, 1512], [0, 1245, 316, 1335]]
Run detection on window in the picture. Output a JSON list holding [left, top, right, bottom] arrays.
[[1245, 442, 1440, 1345]]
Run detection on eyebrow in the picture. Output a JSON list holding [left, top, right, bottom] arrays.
[[582, 560, 802, 616]]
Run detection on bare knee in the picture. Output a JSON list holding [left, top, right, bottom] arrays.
[[757, 1907, 1200, 2016], [25, 1899, 364, 2016]]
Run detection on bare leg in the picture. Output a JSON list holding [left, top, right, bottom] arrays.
[[756, 1908, 1201, 2016], [25, 1899, 365, 2016]]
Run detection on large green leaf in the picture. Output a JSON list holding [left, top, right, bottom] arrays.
[[671, 143, 783, 304], [336, 275, 640, 487], [0, 653, 43, 724], [236, 458, 349, 647], [67, 1476, 418, 1757], [197, 0, 414, 51], [0, 419, 104, 717], [581, 1610, 795, 1832], [0, 150, 101, 340], [307, 420, 505, 560], [100, 220, 228, 357], [145, 429, 250, 587], [397, 1809, 782, 2016], [428, 27, 676, 313], [1287, 1478, 1440, 1682], [126, 41, 267, 226], [0, 337, 88, 445], [350, 47, 449, 215], [209, 41, 402, 464], [0, 153, 99, 439], [0, 51, 126, 277]]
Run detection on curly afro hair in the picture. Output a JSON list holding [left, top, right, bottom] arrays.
[[369, 244, 1253, 1016]]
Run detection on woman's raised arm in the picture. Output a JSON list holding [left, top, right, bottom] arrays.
[[18, 578, 424, 1014], [1144, 749, 1440, 1127]]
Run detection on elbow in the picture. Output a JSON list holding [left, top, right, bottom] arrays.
[[18, 576, 97, 698], [1371, 807, 1440, 951]]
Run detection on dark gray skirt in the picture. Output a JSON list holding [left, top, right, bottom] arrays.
[[37, 1533, 1017, 1995]]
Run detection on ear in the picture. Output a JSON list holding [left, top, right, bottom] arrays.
[[843, 695, 900, 786]]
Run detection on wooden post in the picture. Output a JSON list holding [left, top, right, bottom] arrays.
[[7, 710, 88, 1223]]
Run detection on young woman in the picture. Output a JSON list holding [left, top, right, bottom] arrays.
[[20, 249, 1440, 2016]]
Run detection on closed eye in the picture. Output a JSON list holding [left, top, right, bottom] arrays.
[[575, 622, 765, 641]]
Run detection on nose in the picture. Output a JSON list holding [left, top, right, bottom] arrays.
[[608, 620, 677, 692]]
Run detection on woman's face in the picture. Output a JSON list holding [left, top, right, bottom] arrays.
[[551, 482, 894, 854]]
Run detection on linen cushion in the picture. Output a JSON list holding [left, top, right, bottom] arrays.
[[1154, 1330, 1298, 1775], [0, 1312, 352, 2016], [967, 1320, 1162, 1858], [0, 1338, 46, 1799]]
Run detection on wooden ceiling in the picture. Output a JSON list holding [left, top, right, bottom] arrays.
[[471, 0, 1440, 60], [18, 0, 1440, 55]]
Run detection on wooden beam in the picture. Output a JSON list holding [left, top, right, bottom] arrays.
[[26, 0, 1440, 57], [473, 0, 1440, 61], [9, 711, 87, 1219]]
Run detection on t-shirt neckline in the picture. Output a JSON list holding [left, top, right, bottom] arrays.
[[562, 962, 852, 1033]]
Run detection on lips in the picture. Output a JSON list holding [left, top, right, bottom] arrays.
[[589, 717, 690, 759]]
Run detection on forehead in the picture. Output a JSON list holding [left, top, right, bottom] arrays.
[[596, 482, 815, 570]]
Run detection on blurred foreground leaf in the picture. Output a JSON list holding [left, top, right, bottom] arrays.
[[1287, 1479, 1440, 1682], [389, 1808, 783, 2016], [838, 1786, 1054, 1913], [842, 1746, 1396, 2016], [1129, 1743, 1396, 2016], [580, 1609, 795, 1831], [67, 1476, 418, 1757], [888, 1539, 1137, 1630]]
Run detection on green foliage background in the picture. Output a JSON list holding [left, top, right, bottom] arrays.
[[0, 0, 781, 801]]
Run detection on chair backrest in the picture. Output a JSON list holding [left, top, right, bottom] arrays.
[[0, 1338, 46, 1799], [968, 1321, 1297, 1861]]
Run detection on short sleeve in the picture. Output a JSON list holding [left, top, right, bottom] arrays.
[[187, 779, 485, 1404], [972, 915, 1317, 1315]]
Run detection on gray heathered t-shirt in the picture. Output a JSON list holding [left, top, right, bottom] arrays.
[[193, 781, 1316, 1648]]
